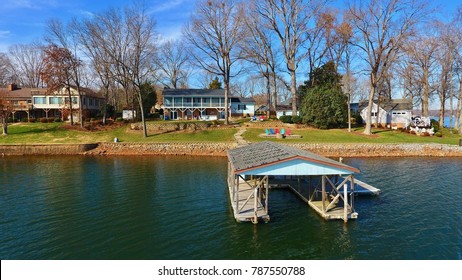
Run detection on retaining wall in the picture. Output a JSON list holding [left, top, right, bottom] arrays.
[[2, 142, 461, 157], [0, 144, 99, 155], [86, 142, 237, 156]]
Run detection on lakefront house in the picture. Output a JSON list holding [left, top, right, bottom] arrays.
[[357, 99, 413, 129], [0, 84, 103, 121], [162, 88, 255, 120]]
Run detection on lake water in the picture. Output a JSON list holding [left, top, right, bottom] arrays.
[[1, 156, 461, 260]]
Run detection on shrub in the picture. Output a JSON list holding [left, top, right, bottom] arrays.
[[292, 115, 302, 124], [430, 119, 439, 132], [434, 132, 442, 137], [39, 118, 48, 123], [28, 118, 36, 123], [54, 118, 62, 122], [116, 117, 124, 122], [47, 118, 55, 123], [279, 115, 293, 123]]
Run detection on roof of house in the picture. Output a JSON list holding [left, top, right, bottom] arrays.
[[228, 141, 360, 175], [0, 87, 45, 100], [230, 97, 255, 103], [162, 89, 225, 97], [358, 99, 412, 112]]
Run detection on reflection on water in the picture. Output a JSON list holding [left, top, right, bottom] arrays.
[[0, 156, 461, 259]]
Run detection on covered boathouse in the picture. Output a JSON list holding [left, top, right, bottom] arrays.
[[227, 141, 361, 224]]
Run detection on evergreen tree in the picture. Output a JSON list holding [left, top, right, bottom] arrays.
[[208, 76, 222, 89], [299, 61, 347, 129]]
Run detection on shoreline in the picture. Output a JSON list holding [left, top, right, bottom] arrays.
[[2, 142, 462, 157]]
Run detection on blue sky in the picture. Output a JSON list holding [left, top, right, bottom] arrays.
[[1, 0, 461, 53], [0, 0, 196, 52]]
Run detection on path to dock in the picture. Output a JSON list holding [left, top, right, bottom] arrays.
[[234, 128, 248, 146]]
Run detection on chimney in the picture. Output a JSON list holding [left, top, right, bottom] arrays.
[[8, 84, 18, 91]]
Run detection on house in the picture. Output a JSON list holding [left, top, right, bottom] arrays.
[[31, 86, 103, 120], [162, 89, 255, 120], [0, 84, 103, 121], [0, 84, 36, 121], [359, 99, 413, 128], [276, 99, 298, 119], [230, 97, 255, 117]]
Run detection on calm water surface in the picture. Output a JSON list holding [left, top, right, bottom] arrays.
[[1, 156, 461, 259]]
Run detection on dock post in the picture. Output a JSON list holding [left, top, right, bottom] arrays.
[[253, 187, 258, 224], [235, 176, 239, 215], [343, 183, 348, 223], [321, 176, 326, 214], [265, 176, 269, 215]]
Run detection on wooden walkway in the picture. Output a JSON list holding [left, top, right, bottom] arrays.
[[228, 178, 269, 223]]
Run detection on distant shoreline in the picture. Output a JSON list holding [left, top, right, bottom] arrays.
[[2, 142, 462, 157]]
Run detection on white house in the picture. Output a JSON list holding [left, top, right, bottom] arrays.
[[162, 89, 255, 120], [230, 97, 255, 117], [359, 99, 413, 128]]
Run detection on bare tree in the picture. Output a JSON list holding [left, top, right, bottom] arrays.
[[41, 45, 81, 125], [242, 1, 279, 117], [348, 0, 428, 135], [257, 0, 326, 116], [155, 39, 190, 89], [405, 31, 439, 117], [45, 19, 86, 127], [8, 44, 44, 88], [123, 4, 158, 137], [0, 89, 13, 135], [184, 0, 246, 125], [74, 17, 115, 125], [0, 53, 13, 86]]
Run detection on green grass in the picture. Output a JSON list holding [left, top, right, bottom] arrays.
[[0, 122, 237, 144], [1, 122, 460, 145], [243, 127, 461, 145]]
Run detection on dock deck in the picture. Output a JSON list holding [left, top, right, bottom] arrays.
[[350, 178, 381, 195], [228, 178, 269, 223]]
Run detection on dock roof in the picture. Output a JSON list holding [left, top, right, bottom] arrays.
[[228, 141, 360, 176]]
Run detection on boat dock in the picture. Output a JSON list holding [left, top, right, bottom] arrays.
[[227, 141, 368, 223], [227, 177, 269, 223]]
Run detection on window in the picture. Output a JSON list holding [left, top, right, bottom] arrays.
[[72, 97, 78, 104], [33, 97, 46, 104], [211, 98, 220, 106], [164, 97, 172, 106], [238, 104, 247, 110], [371, 112, 377, 117], [49, 97, 62, 104]]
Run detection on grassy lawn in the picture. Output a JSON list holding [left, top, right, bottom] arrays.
[[243, 127, 461, 145], [0, 122, 237, 144], [1, 122, 460, 145]]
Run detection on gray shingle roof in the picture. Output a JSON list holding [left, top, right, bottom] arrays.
[[228, 141, 360, 174], [162, 89, 225, 97], [358, 99, 412, 111]]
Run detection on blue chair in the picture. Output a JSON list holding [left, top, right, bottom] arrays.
[[270, 128, 275, 134]]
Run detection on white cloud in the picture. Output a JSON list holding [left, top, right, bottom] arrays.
[[149, 0, 185, 14], [0, 30, 11, 38]]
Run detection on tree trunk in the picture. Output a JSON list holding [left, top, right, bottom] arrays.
[[364, 86, 375, 135], [272, 72, 278, 118], [290, 69, 297, 117], [67, 86, 74, 125], [224, 81, 230, 125], [2, 117, 8, 135], [456, 79, 462, 132], [137, 91, 147, 138], [265, 71, 271, 119], [422, 68, 429, 117]]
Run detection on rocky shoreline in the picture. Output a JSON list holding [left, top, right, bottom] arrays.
[[2, 142, 462, 157]]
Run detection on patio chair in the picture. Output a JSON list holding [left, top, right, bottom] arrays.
[[269, 128, 275, 134]]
